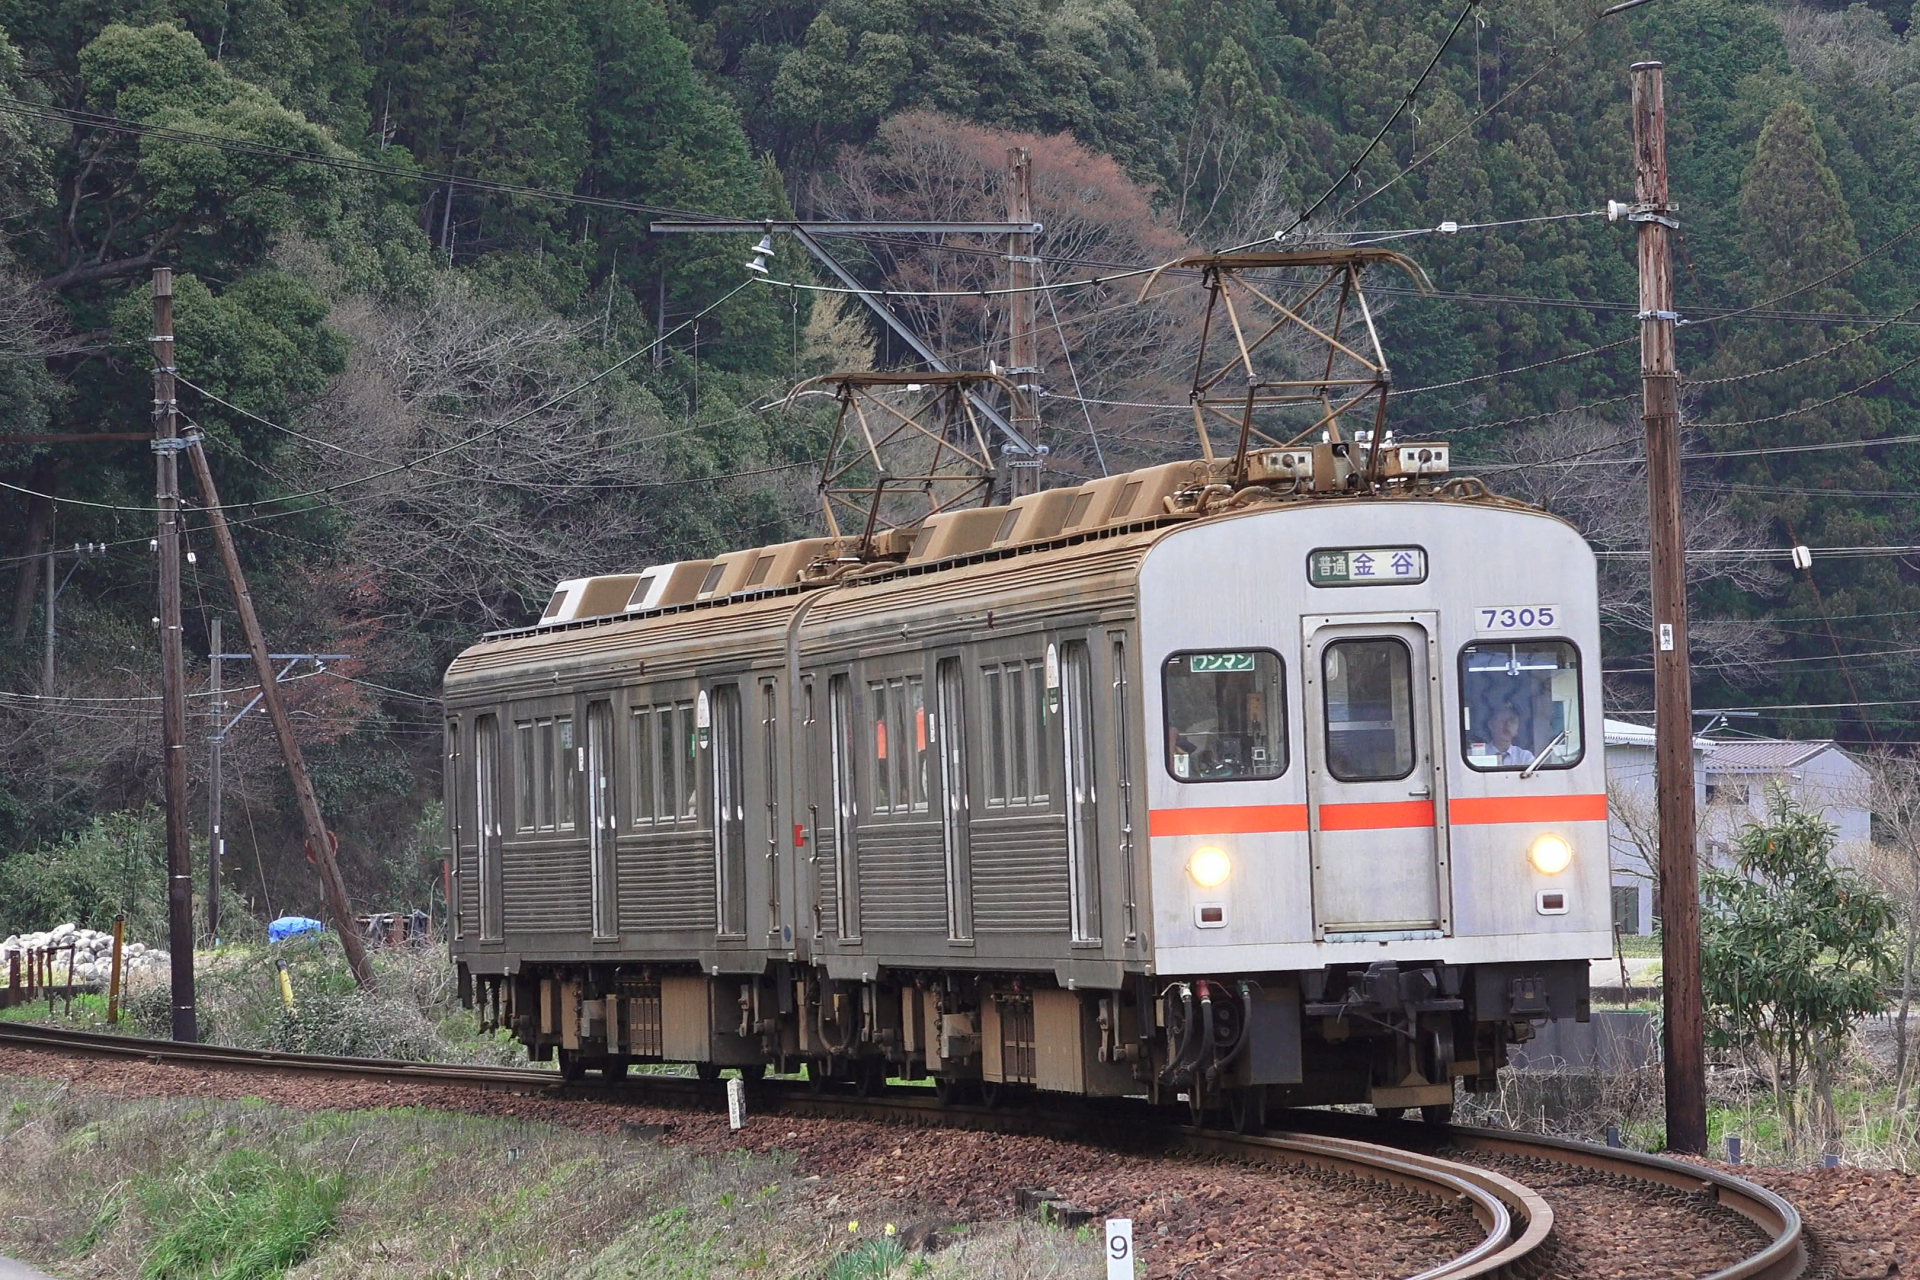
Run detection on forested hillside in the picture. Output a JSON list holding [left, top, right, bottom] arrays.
[[2, 0, 1917, 913]]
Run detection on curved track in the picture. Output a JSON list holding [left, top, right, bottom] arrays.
[[0, 1022, 1803, 1279]]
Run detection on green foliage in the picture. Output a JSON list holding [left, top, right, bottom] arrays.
[[138, 1148, 347, 1280], [0, 808, 167, 939], [1703, 789, 1897, 1148], [826, 1237, 908, 1280]]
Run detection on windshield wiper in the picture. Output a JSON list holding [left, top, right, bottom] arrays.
[[1520, 730, 1568, 779]]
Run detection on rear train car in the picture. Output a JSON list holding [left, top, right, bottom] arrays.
[[443, 449, 1606, 1126]]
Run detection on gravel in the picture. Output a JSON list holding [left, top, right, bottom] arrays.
[[6, 1047, 1911, 1278], [0, 1049, 1481, 1278]]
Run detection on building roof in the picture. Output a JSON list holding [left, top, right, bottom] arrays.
[[1603, 718, 1716, 751], [1700, 739, 1839, 774]]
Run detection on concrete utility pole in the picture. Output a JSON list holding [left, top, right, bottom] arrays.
[[151, 267, 197, 1043], [1004, 147, 1042, 497], [207, 617, 222, 946], [181, 438, 374, 989], [1632, 61, 1707, 1156]]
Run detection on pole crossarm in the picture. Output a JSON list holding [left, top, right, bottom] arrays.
[[1157, 249, 1427, 482]]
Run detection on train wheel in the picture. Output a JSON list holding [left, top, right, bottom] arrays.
[[1421, 1103, 1455, 1126], [933, 1075, 967, 1106], [600, 1058, 630, 1083], [557, 1048, 587, 1083], [853, 1057, 887, 1096], [805, 1061, 832, 1092], [1227, 1088, 1267, 1135], [1374, 1106, 1408, 1122], [696, 1062, 723, 1083], [738, 1063, 766, 1083], [978, 1080, 1006, 1109]]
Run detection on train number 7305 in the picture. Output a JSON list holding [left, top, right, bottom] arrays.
[[1477, 605, 1557, 631]]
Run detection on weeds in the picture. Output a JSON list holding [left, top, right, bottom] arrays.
[[139, 1150, 347, 1280]]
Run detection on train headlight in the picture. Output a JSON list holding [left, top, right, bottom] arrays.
[[1527, 832, 1574, 876], [1187, 846, 1232, 889]]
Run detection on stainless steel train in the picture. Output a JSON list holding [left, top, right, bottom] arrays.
[[443, 443, 1608, 1129]]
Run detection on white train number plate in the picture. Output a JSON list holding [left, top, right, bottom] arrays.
[[1477, 604, 1559, 632]]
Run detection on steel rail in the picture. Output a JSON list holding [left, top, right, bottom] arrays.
[[0, 1020, 556, 1090], [1436, 1122, 1806, 1280]]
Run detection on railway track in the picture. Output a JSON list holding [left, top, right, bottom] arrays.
[[0, 1021, 1805, 1279]]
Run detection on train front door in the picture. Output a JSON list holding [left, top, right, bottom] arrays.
[[1302, 616, 1449, 936]]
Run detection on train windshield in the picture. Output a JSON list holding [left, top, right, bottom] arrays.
[[1460, 641, 1583, 771], [1163, 650, 1286, 781]]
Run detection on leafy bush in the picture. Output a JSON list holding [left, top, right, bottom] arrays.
[[0, 808, 167, 940]]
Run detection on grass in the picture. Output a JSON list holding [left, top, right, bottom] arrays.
[[0, 1080, 1111, 1279]]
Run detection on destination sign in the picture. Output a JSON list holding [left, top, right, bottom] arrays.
[[1308, 546, 1427, 587]]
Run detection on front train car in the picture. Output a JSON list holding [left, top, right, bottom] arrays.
[[1137, 495, 1606, 1122]]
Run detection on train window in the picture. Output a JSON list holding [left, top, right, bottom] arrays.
[[981, 659, 1050, 806], [868, 676, 929, 816], [554, 716, 575, 830], [1322, 640, 1414, 782], [630, 708, 655, 823], [1163, 650, 1286, 782], [1460, 641, 1584, 771], [511, 715, 575, 831], [983, 669, 1005, 802], [515, 721, 536, 831], [627, 700, 701, 825]]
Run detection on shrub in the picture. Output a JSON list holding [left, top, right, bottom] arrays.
[[0, 808, 167, 940]]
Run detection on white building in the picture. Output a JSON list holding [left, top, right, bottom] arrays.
[[1699, 738, 1872, 864], [1603, 720, 1872, 934]]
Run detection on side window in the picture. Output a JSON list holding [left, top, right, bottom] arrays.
[[631, 707, 655, 823], [867, 676, 930, 816], [554, 715, 575, 830], [1460, 641, 1584, 771], [512, 716, 574, 831], [1323, 639, 1414, 782], [629, 699, 703, 825], [1162, 650, 1286, 782], [516, 720, 536, 831], [981, 659, 1050, 807]]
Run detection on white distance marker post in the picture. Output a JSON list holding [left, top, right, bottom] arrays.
[[727, 1075, 746, 1130], [1104, 1219, 1133, 1279]]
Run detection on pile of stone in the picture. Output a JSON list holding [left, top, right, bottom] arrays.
[[1, 923, 169, 984]]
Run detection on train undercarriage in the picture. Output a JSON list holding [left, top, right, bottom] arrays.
[[461, 958, 1588, 1130]]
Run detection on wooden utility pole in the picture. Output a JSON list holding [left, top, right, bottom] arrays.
[[207, 617, 223, 946], [1005, 147, 1042, 497], [151, 268, 197, 1043], [181, 438, 374, 989], [1632, 61, 1706, 1156]]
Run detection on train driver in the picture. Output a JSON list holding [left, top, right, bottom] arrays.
[[1485, 703, 1533, 766]]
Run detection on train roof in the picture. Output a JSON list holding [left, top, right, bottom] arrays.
[[455, 443, 1558, 668]]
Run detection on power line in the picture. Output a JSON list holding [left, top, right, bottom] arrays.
[[1253, 0, 1483, 249], [0, 278, 758, 516]]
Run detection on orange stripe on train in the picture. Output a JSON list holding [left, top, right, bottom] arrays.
[[1148, 793, 1608, 837], [1147, 804, 1308, 837], [1449, 794, 1608, 825]]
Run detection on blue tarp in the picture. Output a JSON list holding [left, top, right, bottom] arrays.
[[268, 916, 326, 942]]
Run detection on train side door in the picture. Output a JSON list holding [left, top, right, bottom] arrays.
[[474, 713, 503, 941], [586, 698, 617, 940], [1060, 640, 1100, 945], [935, 656, 973, 942], [711, 685, 747, 938], [1301, 616, 1449, 935]]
